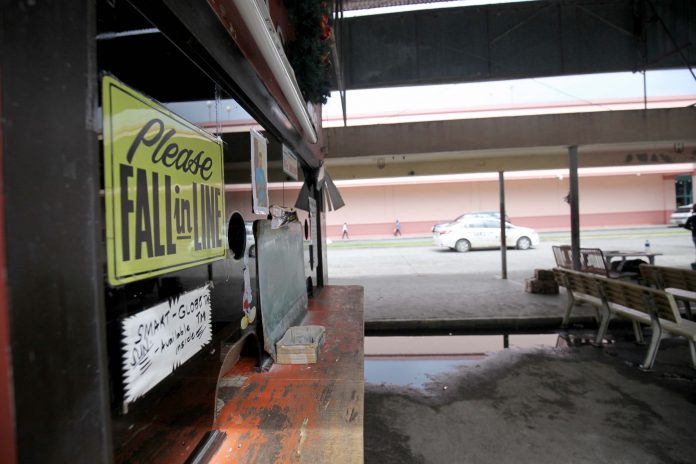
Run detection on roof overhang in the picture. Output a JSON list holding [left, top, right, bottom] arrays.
[[323, 106, 696, 178]]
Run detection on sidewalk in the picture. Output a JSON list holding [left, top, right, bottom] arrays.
[[328, 233, 695, 331], [339, 272, 596, 334]]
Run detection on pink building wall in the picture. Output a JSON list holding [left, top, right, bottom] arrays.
[[219, 165, 693, 240], [324, 169, 686, 239]]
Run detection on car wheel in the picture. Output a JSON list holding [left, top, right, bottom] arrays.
[[454, 239, 471, 252], [516, 236, 532, 250]]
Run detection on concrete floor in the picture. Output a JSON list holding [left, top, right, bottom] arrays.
[[364, 331, 696, 464], [327, 232, 696, 464]]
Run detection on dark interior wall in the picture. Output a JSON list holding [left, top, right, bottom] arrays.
[[2, 1, 113, 462], [316, 189, 328, 287], [222, 131, 308, 184], [0, 63, 18, 464]]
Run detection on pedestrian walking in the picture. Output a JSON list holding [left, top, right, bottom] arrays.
[[342, 222, 349, 240], [393, 219, 402, 237]]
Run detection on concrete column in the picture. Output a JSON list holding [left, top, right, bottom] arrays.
[[569, 146, 581, 270], [499, 171, 507, 279]]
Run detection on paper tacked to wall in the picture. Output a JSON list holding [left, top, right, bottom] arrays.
[[121, 284, 212, 405]]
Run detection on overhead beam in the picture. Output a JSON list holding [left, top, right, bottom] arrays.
[[324, 107, 696, 178], [326, 107, 696, 157], [323, 150, 696, 179]]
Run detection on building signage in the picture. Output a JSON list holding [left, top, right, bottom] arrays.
[[102, 75, 226, 285], [282, 144, 299, 181], [251, 129, 269, 215]]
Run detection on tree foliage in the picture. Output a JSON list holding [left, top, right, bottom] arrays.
[[285, 0, 332, 104]]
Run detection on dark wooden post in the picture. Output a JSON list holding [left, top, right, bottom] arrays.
[[3, 1, 113, 461], [499, 171, 508, 279], [569, 145, 581, 270]]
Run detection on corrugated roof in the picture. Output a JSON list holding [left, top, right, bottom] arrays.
[[342, 0, 456, 11]]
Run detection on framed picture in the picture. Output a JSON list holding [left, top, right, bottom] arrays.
[[282, 144, 299, 181], [250, 129, 269, 215]]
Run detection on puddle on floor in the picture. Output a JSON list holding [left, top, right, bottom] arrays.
[[365, 357, 480, 388], [365, 334, 560, 388]]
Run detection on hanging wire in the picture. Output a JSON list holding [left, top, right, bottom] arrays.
[[372, 43, 621, 120], [364, 1, 696, 118], [645, 0, 696, 84], [437, 43, 620, 113]]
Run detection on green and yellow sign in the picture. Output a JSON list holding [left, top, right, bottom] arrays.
[[102, 76, 226, 285]]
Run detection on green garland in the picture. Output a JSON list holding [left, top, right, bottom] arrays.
[[285, 0, 332, 104]]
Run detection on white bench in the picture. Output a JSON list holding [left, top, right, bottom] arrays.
[[640, 264, 696, 320], [552, 246, 638, 279], [554, 267, 603, 327], [555, 268, 696, 370], [554, 267, 648, 344]]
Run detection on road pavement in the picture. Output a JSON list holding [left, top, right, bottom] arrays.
[[328, 228, 696, 325]]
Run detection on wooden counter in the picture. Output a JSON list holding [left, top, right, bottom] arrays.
[[210, 285, 364, 463]]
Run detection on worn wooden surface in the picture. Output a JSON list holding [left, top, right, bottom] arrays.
[[210, 285, 365, 463], [112, 323, 240, 464]]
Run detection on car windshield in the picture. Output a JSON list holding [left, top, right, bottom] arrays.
[[453, 212, 498, 222]]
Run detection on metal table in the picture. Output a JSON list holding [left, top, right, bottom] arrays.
[[603, 250, 662, 265]]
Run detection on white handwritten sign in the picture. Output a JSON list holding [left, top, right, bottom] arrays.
[[121, 284, 212, 405]]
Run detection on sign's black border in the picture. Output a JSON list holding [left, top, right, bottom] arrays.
[[105, 77, 226, 285]]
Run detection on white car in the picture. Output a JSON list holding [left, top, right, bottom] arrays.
[[245, 221, 256, 257], [433, 217, 540, 252], [669, 204, 693, 226]]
